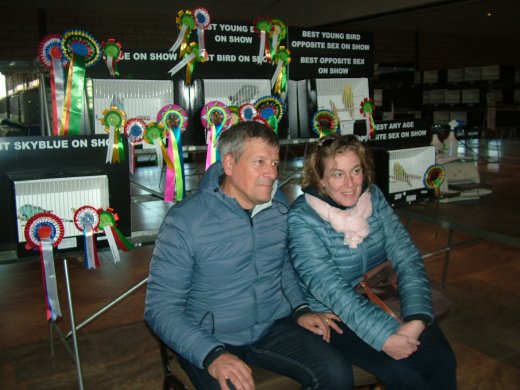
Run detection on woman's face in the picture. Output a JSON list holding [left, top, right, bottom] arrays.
[[320, 150, 364, 207]]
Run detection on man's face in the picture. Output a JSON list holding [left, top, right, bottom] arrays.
[[221, 138, 280, 210]]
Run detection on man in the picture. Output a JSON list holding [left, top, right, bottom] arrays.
[[145, 122, 351, 390]]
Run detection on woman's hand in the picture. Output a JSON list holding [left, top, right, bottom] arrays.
[[297, 312, 343, 343], [397, 320, 425, 340], [382, 333, 420, 360]]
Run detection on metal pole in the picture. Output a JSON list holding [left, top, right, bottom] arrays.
[[63, 259, 84, 390], [65, 277, 148, 339]]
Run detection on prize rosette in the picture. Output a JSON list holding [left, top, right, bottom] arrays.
[[125, 118, 146, 174], [423, 164, 446, 197], [24, 212, 64, 321], [168, 42, 205, 84], [74, 205, 101, 270], [253, 16, 272, 64], [270, 46, 291, 94], [239, 102, 258, 122], [311, 109, 338, 138], [193, 7, 211, 60], [157, 104, 189, 202], [201, 101, 232, 170], [269, 19, 287, 57], [101, 38, 123, 77], [38, 34, 68, 136], [254, 95, 284, 135], [60, 29, 101, 135], [169, 10, 195, 56], [101, 106, 127, 164], [360, 97, 376, 140], [228, 105, 240, 125], [97, 208, 134, 264], [144, 121, 175, 170]]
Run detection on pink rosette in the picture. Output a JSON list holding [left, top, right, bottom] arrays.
[[201, 101, 232, 170], [156, 104, 189, 202]]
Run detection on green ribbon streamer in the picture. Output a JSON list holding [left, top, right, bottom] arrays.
[[268, 115, 278, 135], [170, 130, 184, 201], [68, 54, 86, 135]]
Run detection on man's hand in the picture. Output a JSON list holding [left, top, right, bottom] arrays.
[[382, 333, 420, 360], [207, 352, 255, 390], [297, 312, 343, 343]]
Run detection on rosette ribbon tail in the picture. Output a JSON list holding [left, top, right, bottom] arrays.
[[40, 240, 62, 321], [102, 226, 121, 263], [169, 24, 188, 54], [106, 125, 116, 163], [128, 140, 137, 174], [164, 130, 185, 202], [105, 56, 117, 77], [270, 31, 280, 56], [112, 226, 135, 252], [365, 114, 376, 139], [205, 124, 221, 170], [197, 27, 208, 60], [60, 54, 86, 135], [271, 61, 286, 94], [268, 115, 279, 135], [50, 57, 65, 136], [174, 129, 186, 200], [168, 53, 195, 77], [257, 32, 266, 64], [153, 138, 175, 170], [83, 225, 100, 269]]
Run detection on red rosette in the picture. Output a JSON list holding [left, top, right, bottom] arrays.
[[101, 38, 123, 62], [73, 205, 100, 232], [192, 7, 211, 29], [38, 34, 68, 69], [24, 212, 65, 250], [201, 101, 232, 130], [124, 118, 146, 143], [156, 104, 189, 133], [252, 115, 270, 127], [239, 102, 258, 122]]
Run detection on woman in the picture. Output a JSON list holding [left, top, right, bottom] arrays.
[[288, 134, 456, 389]]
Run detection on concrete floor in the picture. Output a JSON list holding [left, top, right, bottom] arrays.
[[1, 137, 519, 389]]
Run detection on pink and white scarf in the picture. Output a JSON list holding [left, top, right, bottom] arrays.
[[305, 191, 373, 248]]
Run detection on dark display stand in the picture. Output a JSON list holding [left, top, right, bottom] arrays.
[[0, 135, 130, 257]]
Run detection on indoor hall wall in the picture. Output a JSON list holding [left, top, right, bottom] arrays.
[[1, 6, 519, 70]]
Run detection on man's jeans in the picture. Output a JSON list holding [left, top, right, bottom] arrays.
[[179, 316, 353, 390]]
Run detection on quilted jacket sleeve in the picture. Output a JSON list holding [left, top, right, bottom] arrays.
[[371, 186, 434, 323], [144, 207, 223, 369]]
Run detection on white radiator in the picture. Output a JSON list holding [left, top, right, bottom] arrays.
[[92, 79, 174, 136], [315, 78, 369, 132], [14, 175, 110, 243], [202, 79, 271, 106], [387, 146, 436, 194]]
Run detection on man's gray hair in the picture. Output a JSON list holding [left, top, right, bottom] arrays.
[[217, 121, 279, 163]]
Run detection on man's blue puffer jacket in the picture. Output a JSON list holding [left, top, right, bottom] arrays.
[[145, 163, 307, 368]]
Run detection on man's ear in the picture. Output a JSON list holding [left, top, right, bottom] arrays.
[[222, 153, 234, 175]]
